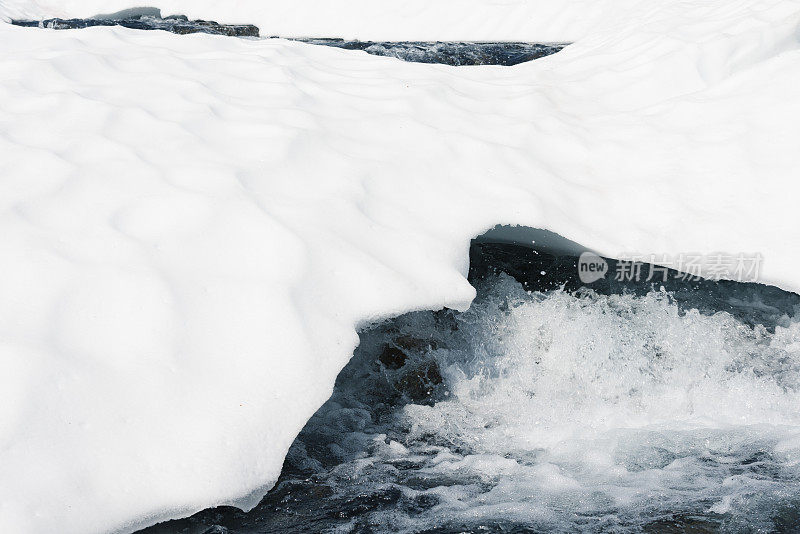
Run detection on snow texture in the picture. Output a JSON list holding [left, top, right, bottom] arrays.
[[1, 0, 800, 533]]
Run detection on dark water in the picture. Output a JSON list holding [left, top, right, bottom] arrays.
[[139, 229, 800, 533], [11, 15, 566, 66], [291, 40, 566, 67]]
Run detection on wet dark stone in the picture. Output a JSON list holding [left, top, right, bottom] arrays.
[[394, 335, 438, 352], [293, 39, 567, 66], [332, 487, 403, 520], [468, 230, 800, 331], [12, 15, 260, 37], [395, 360, 443, 401], [378, 346, 407, 370], [138, 481, 337, 534], [139, 506, 244, 534]]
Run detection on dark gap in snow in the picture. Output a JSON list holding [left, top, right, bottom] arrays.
[[290, 39, 566, 66], [469, 225, 799, 330], [10, 16, 567, 66], [137, 226, 800, 534]]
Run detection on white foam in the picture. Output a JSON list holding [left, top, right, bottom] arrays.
[[315, 278, 800, 531]]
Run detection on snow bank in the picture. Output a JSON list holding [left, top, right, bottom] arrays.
[[0, 0, 799, 532]]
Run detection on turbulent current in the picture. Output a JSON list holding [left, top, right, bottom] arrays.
[[143, 241, 800, 533]]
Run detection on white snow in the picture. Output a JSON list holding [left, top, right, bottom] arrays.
[[0, 0, 799, 532]]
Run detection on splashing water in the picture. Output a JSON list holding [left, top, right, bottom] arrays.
[[142, 274, 800, 533], [394, 278, 800, 531]]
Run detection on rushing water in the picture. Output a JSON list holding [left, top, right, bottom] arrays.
[[142, 238, 800, 534]]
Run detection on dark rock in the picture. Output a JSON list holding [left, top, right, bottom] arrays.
[[394, 335, 437, 352], [12, 15, 259, 38], [469, 225, 800, 330], [332, 487, 403, 519], [378, 346, 407, 370], [295, 39, 567, 66], [395, 360, 442, 401]]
